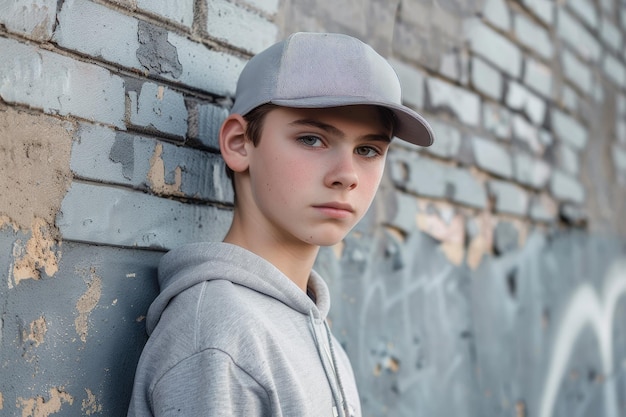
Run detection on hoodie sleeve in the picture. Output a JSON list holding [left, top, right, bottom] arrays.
[[150, 348, 272, 416]]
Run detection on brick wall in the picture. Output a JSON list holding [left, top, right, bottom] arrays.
[[1, 0, 626, 416]]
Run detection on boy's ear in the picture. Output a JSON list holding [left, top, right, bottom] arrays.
[[219, 114, 249, 173]]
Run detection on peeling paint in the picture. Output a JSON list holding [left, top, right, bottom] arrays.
[[147, 143, 183, 196], [0, 214, 18, 231], [416, 207, 465, 266], [17, 387, 74, 417], [11, 218, 61, 286], [22, 316, 47, 348], [81, 389, 102, 415], [75, 270, 102, 343]]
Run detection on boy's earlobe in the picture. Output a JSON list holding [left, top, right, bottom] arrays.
[[219, 114, 249, 173]]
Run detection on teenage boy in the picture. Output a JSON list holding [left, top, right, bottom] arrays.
[[128, 32, 434, 417]]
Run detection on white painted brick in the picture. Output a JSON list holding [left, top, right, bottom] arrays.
[[471, 57, 503, 100], [129, 82, 188, 138], [137, 0, 194, 28], [506, 81, 546, 125], [424, 119, 462, 159], [0, 0, 56, 41], [53, 0, 141, 69], [241, 0, 279, 14], [551, 109, 588, 150], [58, 182, 232, 249], [561, 85, 579, 114], [600, 19, 623, 52], [472, 136, 513, 178], [612, 144, 626, 173], [483, 102, 512, 140], [567, 0, 598, 29], [524, 57, 553, 98], [514, 13, 553, 60], [0, 37, 125, 127], [390, 58, 426, 109], [557, 9, 601, 61], [168, 33, 246, 97], [529, 193, 558, 222], [556, 143, 580, 176], [550, 170, 585, 203], [512, 115, 543, 154], [561, 49, 593, 95], [603, 54, 626, 88], [513, 152, 551, 189], [464, 18, 522, 77], [521, 0, 555, 25], [426, 77, 481, 126], [448, 167, 488, 208], [483, 0, 511, 31], [388, 151, 447, 199], [207, 0, 278, 54]]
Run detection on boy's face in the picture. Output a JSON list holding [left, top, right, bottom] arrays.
[[237, 105, 392, 248]]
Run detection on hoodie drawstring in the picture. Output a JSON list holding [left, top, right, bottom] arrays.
[[309, 311, 350, 417]]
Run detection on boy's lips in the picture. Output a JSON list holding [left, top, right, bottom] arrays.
[[312, 202, 355, 218]]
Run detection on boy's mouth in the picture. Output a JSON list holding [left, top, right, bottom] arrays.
[[312, 202, 355, 218]]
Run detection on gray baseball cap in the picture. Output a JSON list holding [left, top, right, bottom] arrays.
[[230, 32, 434, 147]]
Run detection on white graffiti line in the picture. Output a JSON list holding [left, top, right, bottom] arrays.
[[540, 259, 626, 417]]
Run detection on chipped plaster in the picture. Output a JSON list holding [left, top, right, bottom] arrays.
[[74, 270, 102, 343]]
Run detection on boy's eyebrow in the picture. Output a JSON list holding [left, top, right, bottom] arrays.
[[288, 119, 392, 142]]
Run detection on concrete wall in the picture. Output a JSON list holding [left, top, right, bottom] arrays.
[[0, 0, 625, 415]]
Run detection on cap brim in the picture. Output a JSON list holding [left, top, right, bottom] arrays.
[[270, 96, 434, 147]]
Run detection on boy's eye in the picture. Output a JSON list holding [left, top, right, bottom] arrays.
[[298, 135, 323, 147], [355, 146, 381, 158]]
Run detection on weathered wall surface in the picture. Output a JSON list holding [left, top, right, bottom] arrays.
[[0, 0, 625, 416]]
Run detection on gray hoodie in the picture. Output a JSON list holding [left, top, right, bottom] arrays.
[[127, 242, 361, 417]]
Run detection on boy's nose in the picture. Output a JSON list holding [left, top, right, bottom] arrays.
[[324, 152, 358, 190]]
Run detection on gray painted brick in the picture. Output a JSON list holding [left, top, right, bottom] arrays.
[[70, 123, 234, 204], [389, 151, 447, 198], [168, 33, 246, 97], [513, 152, 551, 189], [0, 0, 56, 41], [612, 144, 626, 173], [549, 170, 585, 203], [187, 102, 229, 150], [53, 0, 141, 69], [599, 0, 613, 13], [128, 82, 188, 138], [556, 143, 580, 176], [493, 221, 519, 254], [567, 0, 598, 29], [207, 0, 278, 54], [488, 180, 529, 216], [619, 94, 626, 117], [483, 102, 512, 140], [551, 109, 588, 150], [424, 119, 462, 159], [242, 0, 280, 14], [471, 57, 503, 100], [506, 81, 547, 125], [390, 58, 425, 110], [58, 182, 233, 249], [600, 19, 623, 52], [472, 136, 513, 178], [464, 18, 522, 77], [0, 37, 125, 127], [512, 115, 543, 154], [426, 77, 481, 126], [561, 48, 593, 95], [386, 190, 420, 234], [524, 57, 553, 98], [514, 13, 553, 60], [557, 9, 601, 61], [603, 54, 626, 88], [137, 0, 194, 28], [483, 0, 511, 31], [447, 167, 487, 208]]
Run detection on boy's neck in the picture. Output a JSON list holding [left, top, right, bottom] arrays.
[[223, 214, 320, 292]]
